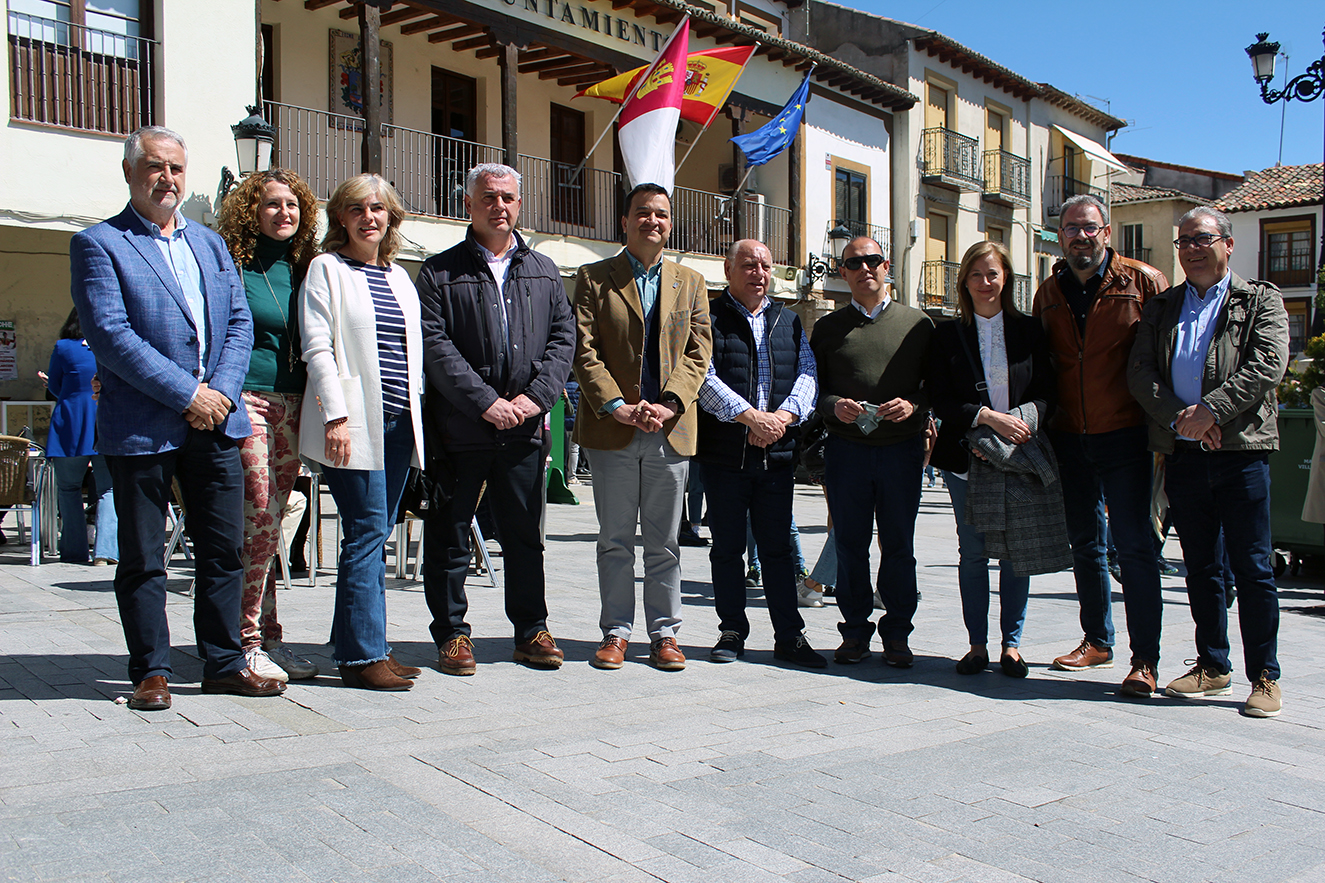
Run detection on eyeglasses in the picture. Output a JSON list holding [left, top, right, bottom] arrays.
[[840, 253, 886, 272], [1174, 233, 1227, 249], [1062, 224, 1104, 239]]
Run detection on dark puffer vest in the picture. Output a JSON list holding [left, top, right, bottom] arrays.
[[696, 291, 804, 468]]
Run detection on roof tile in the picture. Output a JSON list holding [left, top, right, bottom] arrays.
[[1214, 163, 1323, 213]]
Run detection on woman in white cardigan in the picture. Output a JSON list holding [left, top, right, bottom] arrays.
[[300, 174, 425, 691]]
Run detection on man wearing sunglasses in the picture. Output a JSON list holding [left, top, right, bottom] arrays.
[[810, 237, 934, 667], [1032, 193, 1169, 697], [1128, 207, 1288, 718]]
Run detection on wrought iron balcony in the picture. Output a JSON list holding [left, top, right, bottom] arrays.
[[982, 150, 1031, 207], [1119, 247, 1152, 265], [1013, 274, 1033, 314], [921, 128, 983, 191], [921, 260, 961, 313], [1045, 174, 1108, 217]]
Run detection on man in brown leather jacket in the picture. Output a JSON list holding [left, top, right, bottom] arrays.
[[1032, 194, 1169, 697]]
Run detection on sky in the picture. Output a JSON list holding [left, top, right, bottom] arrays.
[[847, 0, 1324, 176]]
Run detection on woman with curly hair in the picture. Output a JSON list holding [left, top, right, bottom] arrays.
[[217, 168, 321, 683], [298, 173, 424, 690]]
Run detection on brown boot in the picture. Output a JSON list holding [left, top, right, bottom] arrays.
[[339, 660, 412, 691], [386, 654, 422, 679]]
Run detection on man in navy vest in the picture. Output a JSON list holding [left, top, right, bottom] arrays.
[[696, 239, 826, 668]]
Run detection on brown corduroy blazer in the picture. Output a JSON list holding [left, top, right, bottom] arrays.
[[571, 250, 712, 455]]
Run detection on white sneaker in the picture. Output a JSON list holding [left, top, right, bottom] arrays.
[[796, 576, 824, 608], [263, 642, 319, 680], [244, 646, 289, 683]]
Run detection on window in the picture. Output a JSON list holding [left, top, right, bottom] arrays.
[[835, 167, 867, 231], [1261, 216, 1316, 288], [987, 226, 1006, 243], [1288, 306, 1307, 357], [1121, 224, 1149, 264], [8, 0, 153, 134], [431, 67, 478, 219]]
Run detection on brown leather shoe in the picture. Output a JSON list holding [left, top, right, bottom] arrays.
[[1119, 659, 1158, 697], [513, 630, 564, 668], [834, 638, 871, 664], [649, 637, 686, 671], [1051, 638, 1114, 671], [386, 654, 422, 679], [438, 635, 477, 676], [882, 640, 914, 668], [339, 660, 412, 691], [201, 667, 285, 697], [128, 675, 171, 711], [591, 635, 627, 670]]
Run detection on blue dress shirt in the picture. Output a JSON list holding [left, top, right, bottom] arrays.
[[130, 205, 208, 371], [1171, 271, 1231, 440]]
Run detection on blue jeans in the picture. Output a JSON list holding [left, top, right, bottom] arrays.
[[1165, 448, 1278, 681], [944, 472, 1029, 647], [321, 411, 413, 666], [702, 459, 804, 644], [53, 454, 117, 562], [1050, 426, 1162, 663], [809, 525, 836, 588], [823, 433, 924, 644]]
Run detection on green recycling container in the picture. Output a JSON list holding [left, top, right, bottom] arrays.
[[1269, 407, 1325, 562]]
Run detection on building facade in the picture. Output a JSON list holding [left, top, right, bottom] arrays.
[[0, 0, 915, 407]]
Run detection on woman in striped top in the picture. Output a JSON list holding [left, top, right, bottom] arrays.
[[298, 174, 425, 691]]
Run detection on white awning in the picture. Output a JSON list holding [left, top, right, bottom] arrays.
[[1052, 125, 1130, 174]]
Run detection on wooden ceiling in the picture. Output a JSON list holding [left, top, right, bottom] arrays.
[[295, 0, 915, 108]]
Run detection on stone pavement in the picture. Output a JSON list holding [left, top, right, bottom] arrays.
[[3, 481, 1325, 883]]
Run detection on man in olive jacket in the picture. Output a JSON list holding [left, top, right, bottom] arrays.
[[1128, 206, 1288, 718], [572, 183, 712, 672], [416, 163, 575, 675]]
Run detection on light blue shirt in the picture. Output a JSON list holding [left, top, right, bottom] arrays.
[[698, 294, 818, 423], [625, 249, 662, 318], [851, 294, 890, 320], [130, 205, 207, 372], [1171, 271, 1231, 440], [602, 250, 665, 415]]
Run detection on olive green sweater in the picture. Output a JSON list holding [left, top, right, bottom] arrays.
[[242, 235, 307, 394], [810, 300, 934, 445]]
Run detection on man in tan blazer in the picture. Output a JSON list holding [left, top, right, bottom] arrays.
[[573, 182, 712, 671]]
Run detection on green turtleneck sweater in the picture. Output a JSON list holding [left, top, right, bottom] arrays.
[[242, 234, 307, 394]]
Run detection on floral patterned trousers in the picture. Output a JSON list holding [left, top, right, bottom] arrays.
[[238, 391, 302, 650]]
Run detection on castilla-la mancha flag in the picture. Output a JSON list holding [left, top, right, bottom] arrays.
[[616, 18, 689, 193]]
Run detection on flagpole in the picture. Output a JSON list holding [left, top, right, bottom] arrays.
[[674, 41, 761, 177], [568, 14, 690, 185]]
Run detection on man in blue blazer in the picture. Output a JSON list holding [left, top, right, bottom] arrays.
[[70, 126, 284, 710]]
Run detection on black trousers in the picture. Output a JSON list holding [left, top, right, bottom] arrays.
[[422, 443, 548, 645], [107, 430, 246, 684]]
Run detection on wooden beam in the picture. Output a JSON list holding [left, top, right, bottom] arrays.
[[558, 70, 612, 88], [518, 54, 580, 73], [538, 60, 601, 80], [474, 46, 503, 60], [518, 46, 562, 63], [428, 24, 483, 43], [304, 0, 342, 10], [451, 34, 492, 52], [358, 3, 382, 175], [381, 5, 430, 25], [499, 42, 518, 166], [400, 15, 457, 35]]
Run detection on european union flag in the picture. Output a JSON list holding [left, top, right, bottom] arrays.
[[730, 70, 812, 167]]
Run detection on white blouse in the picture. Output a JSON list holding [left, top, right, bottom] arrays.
[[975, 310, 1010, 416]]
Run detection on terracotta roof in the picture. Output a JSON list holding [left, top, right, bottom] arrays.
[[1111, 182, 1201, 205], [1214, 164, 1324, 213]]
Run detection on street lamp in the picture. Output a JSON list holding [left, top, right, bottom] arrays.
[[219, 105, 276, 201], [1246, 29, 1325, 329], [827, 222, 854, 270], [231, 105, 276, 176]]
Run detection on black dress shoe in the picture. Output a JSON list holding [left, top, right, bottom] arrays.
[[201, 667, 286, 697], [955, 651, 988, 675], [999, 652, 1029, 678], [128, 675, 171, 710]]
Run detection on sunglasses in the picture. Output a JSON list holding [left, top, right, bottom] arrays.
[[840, 253, 886, 272]]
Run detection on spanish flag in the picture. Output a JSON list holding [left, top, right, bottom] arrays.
[[577, 45, 756, 128]]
